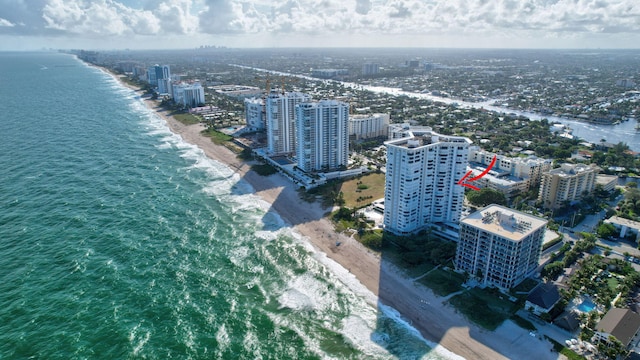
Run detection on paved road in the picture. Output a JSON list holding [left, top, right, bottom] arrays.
[[560, 193, 624, 234], [598, 238, 640, 257]]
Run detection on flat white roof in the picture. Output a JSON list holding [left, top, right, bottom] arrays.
[[462, 204, 548, 241], [606, 216, 640, 231]]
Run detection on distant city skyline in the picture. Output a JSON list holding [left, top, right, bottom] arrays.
[[1, 0, 639, 51]]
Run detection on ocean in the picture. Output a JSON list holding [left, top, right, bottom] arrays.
[[0, 52, 454, 359]]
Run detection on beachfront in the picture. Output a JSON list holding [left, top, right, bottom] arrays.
[[115, 74, 561, 360]]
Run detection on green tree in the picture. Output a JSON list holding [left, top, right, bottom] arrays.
[[359, 231, 383, 250], [542, 261, 565, 280], [596, 223, 618, 239], [466, 188, 507, 207], [333, 207, 353, 221]]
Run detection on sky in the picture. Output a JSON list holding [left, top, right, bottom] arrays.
[[0, 0, 639, 50]]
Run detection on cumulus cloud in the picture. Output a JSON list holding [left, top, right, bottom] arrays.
[[42, 0, 126, 35], [388, 1, 412, 18], [198, 0, 241, 33], [0, 0, 195, 37], [0, 0, 639, 44], [0, 18, 15, 27], [40, 0, 188, 36], [355, 0, 372, 15], [149, 0, 198, 35]]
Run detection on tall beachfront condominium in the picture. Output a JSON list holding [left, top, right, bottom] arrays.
[[387, 123, 433, 140], [266, 91, 312, 155], [361, 63, 380, 75], [538, 163, 597, 209], [455, 205, 547, 290], [349, 113, 389, 141], [244, 97, 265, 131], [172, 82, 205, 108], [147, 64, 170, 87], [296, 100, 349, 172], [157, 78, 172, 96], [383, 128, 471, 236]]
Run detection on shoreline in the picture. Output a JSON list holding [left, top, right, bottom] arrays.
[[105, 69, 561, 360]]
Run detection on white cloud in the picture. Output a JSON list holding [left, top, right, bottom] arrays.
[[40, 0, 197, 36], [198, 0, 239, 33], [355, 0, 372, 15], [150, 0, 198, 34], [0, 0, 639, 48], [0, 18, 15, 27]]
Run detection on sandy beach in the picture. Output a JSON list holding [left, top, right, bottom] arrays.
[[117, 75, 561, 359]]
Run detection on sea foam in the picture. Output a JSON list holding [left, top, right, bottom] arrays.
[[128, 83, 465, 360]]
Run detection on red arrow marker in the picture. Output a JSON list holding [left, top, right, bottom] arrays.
[[457, 155, 497, 191]]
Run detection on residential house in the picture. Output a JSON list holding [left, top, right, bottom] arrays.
[[526, 282, 561, 316], [594, 308, 640, 348]]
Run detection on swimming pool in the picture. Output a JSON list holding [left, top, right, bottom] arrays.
[[577, 299, 596, 312]]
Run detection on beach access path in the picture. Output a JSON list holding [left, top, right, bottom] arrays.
[[117, 76, 562, 360]]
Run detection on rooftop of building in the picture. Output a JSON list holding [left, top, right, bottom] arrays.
[[526, 282, 561, 309], [461, 204, 548, 241], [553, 311, 581, 332], [596, 173, 618, 184], [468, 165, 527, 187], [266, 90, 311, 99], [605, 216, 640, 231], [211, 85, 260, 92], [172, 81, 202, 88], [385, 128, 471, 149], [297, 99, 348, 108], [469, 147, 552, 166], [350, 113, 390, 120], [596, 308, 640, 347], [547, 163, 596, 177]]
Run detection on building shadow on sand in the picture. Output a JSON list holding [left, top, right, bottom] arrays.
[[374, 236, 558, 360], [223, 157, 555, 360]]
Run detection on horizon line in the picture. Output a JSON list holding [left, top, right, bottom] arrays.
[[5, 46, 640, 53]]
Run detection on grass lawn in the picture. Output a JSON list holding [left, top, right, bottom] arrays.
[[172, 113, 201, 125], [338, 172, 385, 208], [417, 269, 466, 296], [405, 263, 436, 279], [607, 277, 619, 291], [560, 348, 585, 360], [202, 128, 233, 145], [448, 288, 520, 330], [382, 249, 436, 278]]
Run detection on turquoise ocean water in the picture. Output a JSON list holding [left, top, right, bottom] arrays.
[[0, 52, 454, 359]]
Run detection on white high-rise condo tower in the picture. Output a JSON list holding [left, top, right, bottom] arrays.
[[455, 205, 547, 290], [172, 82, 205, 108], [296, 100, 349, 172], [244, 97, 265, 131], [383, 128, 471, 237], [266, 91, 312, 155]]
